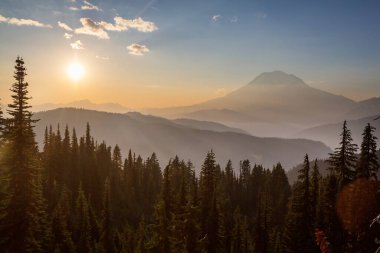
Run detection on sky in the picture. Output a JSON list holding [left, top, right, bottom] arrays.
[[0, 0, 379, 108]]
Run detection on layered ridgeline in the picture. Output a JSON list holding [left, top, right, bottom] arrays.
[[298, 115, 380, 148], [33, 108, 331, 171], [145, 71, 380, 137]]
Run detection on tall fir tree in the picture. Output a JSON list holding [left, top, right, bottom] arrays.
[[199, 150, 222, 252], [328, 120, 358, 188], [74, 184, 93, 253], [0, 99, 4, 140], [310, 160, 321, 228], [283, 154, 316, 253], [51, 186, 75, 253], [0, 57, 51, 252], [357, 123, 379, 180], [100, 178, 116, 253]]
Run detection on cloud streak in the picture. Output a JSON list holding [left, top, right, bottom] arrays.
[[74, 16, 158, 39], [75, 18, 110, 39], [81, 0, 102, 11], [212, 14, 221, 22], [96, 55, 110, 60], [127, 43, 150, 56], [70, 40, 84, 49], [64, 33, 73, 39], [58, 21, 73, 31], [0, 15, 52, 28]]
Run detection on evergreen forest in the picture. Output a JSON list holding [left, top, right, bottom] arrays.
[[0, 58, 379, 253]]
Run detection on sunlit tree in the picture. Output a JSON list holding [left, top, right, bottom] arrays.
[[0, 57, 51, 252]]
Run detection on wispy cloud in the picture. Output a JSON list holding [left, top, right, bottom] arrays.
[[256, 12, 268, 19], [70, 40, 84, 49], [212, 14, 221, 22], [69, 6, 79, 11], [64, 33, 73, 39], [127, 43, 150, 56], [95, 55, 109, 60], [75, 18, 110, 39], [58, 21, 73, 31], [74, 16, 158, 39], [81, 0, 102, 11], [100, 17, 158, 32], [0, 15, 52, 28]]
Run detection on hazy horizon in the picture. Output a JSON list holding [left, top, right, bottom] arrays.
[[1, 0, 380, 108]]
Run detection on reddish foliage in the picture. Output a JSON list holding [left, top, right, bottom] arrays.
[[315, 229, 330, 253]]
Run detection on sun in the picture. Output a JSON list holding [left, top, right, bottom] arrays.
[[67, 62, 84, 81]]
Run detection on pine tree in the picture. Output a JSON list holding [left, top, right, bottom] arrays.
[[283, 154, 316, 253], [150, 164, 172, 252], [310, 160, 321, 228], [74, 184, 93, 253], [199, 150, 221, 252], [0, 100, 4, 140], [51, 186, 75, 253], [0, 57, 51, 252], [328, 120, 358, 188], [357, 123, 379, 180], [100, 178, 116, 253]]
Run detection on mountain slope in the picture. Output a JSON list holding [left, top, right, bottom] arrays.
[[173, 118, 249, 134], [145, 71, 357, 136], [33, 108, 331, 171], [33, 99, 130, 113], [344, 97, 380, 120], [297, 115, 380, 148]]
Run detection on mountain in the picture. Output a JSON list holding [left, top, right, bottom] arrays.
[[125, 112, 248, 134], [33, 108, 331, 172], [145, 71, 357, 136], [297, 115, 380, 148], [33, 99, 130, 113], [344, 97, 380, 120], [173, 118, 249, 134]]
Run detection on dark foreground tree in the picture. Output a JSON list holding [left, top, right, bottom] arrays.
[[0, 57, 51, 252], [328, 120, 358, 188], [357, 123, 379, 180]]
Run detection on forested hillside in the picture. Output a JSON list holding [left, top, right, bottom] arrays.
[[0, 58, 379, 253], [32, 108, 331, 171]]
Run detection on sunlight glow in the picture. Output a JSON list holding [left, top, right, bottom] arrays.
[[67, 62, 84, 81]]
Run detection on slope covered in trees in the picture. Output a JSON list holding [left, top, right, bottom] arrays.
[[32, 108, 331, 171], [0, 58, 379, 252]]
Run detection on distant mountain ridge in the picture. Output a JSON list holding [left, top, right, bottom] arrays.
[[144, 71, 380, 138], [33, 99, 131, 114], [32, 108, 331, 172], [297, 115, 380, 148]]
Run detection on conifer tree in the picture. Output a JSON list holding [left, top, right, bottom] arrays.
[[51, 186, 75, 253], [0, 57, 51, 252], [310, 160, 321, 228], [150, 164, 172, 252], [357, 123, 379, 180], [100, 178, 116, 253], [74, 184, 93, 253], [199, 151, 222, 252], [0, 100, 4, 140], [199, 151, 217, 231], [283, 154, 316, 253], [328, 120, 358, 188]]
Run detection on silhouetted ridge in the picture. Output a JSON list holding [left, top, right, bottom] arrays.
[[249, 70, 307, 86]]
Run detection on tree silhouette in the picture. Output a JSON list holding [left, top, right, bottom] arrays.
[[0, 57, 51, 252]]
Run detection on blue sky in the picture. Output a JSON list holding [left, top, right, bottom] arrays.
[[0, 0, 379, 108]]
